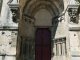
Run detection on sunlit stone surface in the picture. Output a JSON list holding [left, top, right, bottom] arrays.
[[0, 0, 80, 60]]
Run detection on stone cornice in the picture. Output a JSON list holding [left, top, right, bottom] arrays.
[[0, 26, 18, 31]]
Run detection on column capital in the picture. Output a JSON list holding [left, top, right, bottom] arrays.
[[8, 3, 19, 23], [67, 4, 80, 22]]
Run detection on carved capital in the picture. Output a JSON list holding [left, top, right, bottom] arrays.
[[76, 0, 80, 4], [23, 14, 35, 24], [67, 4, 79, 22], [8, 3, 19, 23]]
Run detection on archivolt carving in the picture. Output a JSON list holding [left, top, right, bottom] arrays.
[[31, 4, 56, 16], [23, 0, 60, 17], [23, 14, 35, 24], [67, 4, 79, 22]]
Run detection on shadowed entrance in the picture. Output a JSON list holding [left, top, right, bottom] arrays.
[[35, 28, 51, 60]]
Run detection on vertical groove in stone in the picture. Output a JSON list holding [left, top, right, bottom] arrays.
[[33, 43, 35, 60], [65, 41, 67, 55], [59, 42, 61, 56], [62, 42, 64, 55], [20, 40, 22, 56], [64, 42, 66, 55], [57, 41, 59, 56], [61, 42, 63, 55], [22, 42, 24, 60], [54, 43, 56, 56], [25, 43, 26, 56], [29, 43, 32, 60], [30, 43, 32, 59], [62, 42, 65, 55], [28, 42, 29, 60], [64, 41, 66, 55], [23, 43, 25, 55], [59, 42, 60, 55], [26, 42, 28, 60]]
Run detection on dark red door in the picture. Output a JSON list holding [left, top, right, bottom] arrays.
[[35, 28, 51, 60]]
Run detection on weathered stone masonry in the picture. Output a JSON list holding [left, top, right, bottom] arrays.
[[0, 0, 80, 60]]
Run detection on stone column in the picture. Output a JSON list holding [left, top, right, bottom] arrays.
[[54, 42, 57, 56]]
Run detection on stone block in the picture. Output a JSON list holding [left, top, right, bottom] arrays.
[[4, 56, 16, 60], [69, 31, 80, 51], [71, 51, 80, 57], [71, 57, 80, 60], [0, 56, 2, 60]]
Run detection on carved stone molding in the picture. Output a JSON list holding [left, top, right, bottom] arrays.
[[53, 37, 66, 41], [22, 37, 35, 43], [8, 1, 19, 23], [69, 27, 80, 31], [52, 13, 64, 24], [67, 4, 80, 22], [23, 14, 35, 24]]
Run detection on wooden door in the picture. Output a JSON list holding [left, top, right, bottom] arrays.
[[35, 28, 51, 60]]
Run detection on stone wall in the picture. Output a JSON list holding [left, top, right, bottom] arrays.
[[65, 0, 80, 60], [17, 0, 68, 60], [0, 0, 80, 60], [0, 0, 18, 60]]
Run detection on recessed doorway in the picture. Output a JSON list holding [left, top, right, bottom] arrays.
[[35, 28, 51, 60]]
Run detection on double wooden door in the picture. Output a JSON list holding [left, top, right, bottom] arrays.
[[35, 28, 51, 60]]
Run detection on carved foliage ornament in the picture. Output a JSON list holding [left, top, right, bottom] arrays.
[[23, 14, 35, 24], [8, 0, 19, 23], [67, 4, 80, 22], [68, 8, 78, 21]]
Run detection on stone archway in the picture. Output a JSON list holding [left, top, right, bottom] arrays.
[[17, 0, 64, 60]]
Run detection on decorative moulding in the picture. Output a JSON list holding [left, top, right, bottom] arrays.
[[23, 14, 35, 24], [69, 27, 80, 31], [67, 4, 80, 22], [8, 0, 19, 23]]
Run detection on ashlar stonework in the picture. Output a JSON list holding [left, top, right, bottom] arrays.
[[0, 0, 80, 60]]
